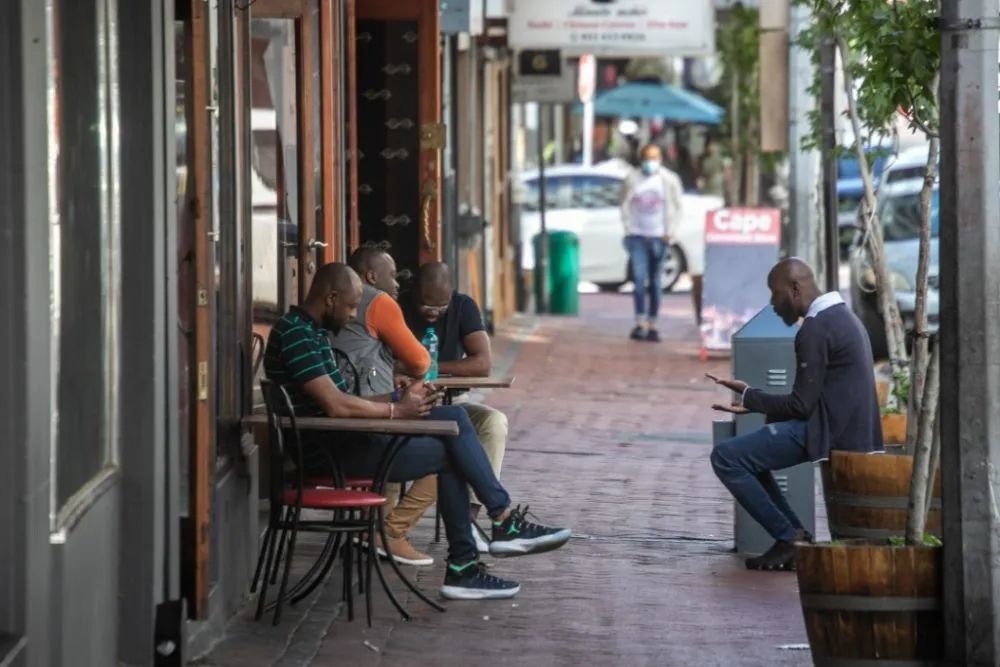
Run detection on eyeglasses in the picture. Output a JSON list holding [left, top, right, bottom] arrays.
[[419, 304, 449, 317]]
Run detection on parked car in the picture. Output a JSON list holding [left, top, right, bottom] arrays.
[[516, 162, 723, 291], [848, 177, 939, 359], [881, 144, 933, 185], [837, 150, 888, 257]]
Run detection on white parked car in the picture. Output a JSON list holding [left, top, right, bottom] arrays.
[[516, 161, 723, 291]]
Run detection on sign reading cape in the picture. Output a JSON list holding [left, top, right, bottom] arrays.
[[701, 208, 782, 351]]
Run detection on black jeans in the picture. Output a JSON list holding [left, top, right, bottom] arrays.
[[337, 405, 511, 564]]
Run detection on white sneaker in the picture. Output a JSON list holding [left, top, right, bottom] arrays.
[[471, 522, 491, 554]]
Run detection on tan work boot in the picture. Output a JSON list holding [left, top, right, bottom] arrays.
[[373, 533, 434, 567]]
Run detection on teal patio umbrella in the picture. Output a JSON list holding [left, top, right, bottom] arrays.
[[578, 82, 724, 125]]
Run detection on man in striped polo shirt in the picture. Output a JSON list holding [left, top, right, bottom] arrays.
[[264, 263, 571, 600]]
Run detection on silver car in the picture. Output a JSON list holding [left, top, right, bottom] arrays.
[[848, 177, 939, 359]]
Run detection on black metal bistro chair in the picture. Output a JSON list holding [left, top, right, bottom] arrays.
[[252, 380, 386, 626], [251, 379, 447, 626]]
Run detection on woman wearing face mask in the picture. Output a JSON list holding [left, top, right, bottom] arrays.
[[619, 143, 685, 341]]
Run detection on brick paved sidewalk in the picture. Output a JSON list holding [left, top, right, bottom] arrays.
[[197, 292, 814, 667]]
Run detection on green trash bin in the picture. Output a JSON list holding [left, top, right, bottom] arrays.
[[532, 230, 579, 315]]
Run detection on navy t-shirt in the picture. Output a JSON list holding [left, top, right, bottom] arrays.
[[405, 292, 485, 363]]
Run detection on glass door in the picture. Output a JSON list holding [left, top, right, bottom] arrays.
[[353, 0, 442, 278]]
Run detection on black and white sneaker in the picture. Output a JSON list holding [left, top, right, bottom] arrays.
[[439, 561, 520, 600], [489, 505, 571, 558]]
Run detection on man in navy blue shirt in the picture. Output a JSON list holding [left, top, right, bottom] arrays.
[[707, 259, 883, 571], [396, 262, 509, 553]]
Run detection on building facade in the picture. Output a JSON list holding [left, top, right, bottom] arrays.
[[0, 1, 513, 664]]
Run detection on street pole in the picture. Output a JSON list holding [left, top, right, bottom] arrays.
[[787, 2, 819, 267], [579, 54, 596, 166], [537, 102, 548, 314], [820, 36, 839, 292], [938, 0, 1000, 661]]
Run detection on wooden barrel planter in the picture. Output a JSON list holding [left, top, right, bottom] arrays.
[[824, 451, 941, 541], [876, 380, 890, 408], [796, 541, 943, 665], [880, 413, 908, 445]]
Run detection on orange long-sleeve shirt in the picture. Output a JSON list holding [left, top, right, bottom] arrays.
[[366, 292, 430, 376]]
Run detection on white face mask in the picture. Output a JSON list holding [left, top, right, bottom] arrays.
[[641, 160, 659, 175]]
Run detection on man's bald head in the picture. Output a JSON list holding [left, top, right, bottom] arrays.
[[768, 258, 818, 290], [348, 245, 399, 298], [305, 263, 363, 330], [419, 262, 452, 289], [309, 262, 360, 299], [416, 262, 454, 324], [767, 258, 822, 326]]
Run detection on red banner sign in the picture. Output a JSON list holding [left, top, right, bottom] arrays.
[[705, 208, 782, 245]]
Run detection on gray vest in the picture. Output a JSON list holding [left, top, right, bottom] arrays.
[[328, 284, 395, 396]]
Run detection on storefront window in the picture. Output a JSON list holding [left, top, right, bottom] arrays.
[[48, 0, 121, 518], [250, 18, 300, 322]]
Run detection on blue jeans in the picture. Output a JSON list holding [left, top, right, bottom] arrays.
[[625, 235, 667, 321], [339, 405, 511, 564], [710, 420, 810, 542]]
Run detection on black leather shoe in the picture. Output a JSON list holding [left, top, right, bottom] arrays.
[[745, 540, 797, 571], [745, 530, 813, 571]]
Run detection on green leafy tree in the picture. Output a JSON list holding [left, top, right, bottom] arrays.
[[717, 6, 762, 204], [798, 0, 940, 545]]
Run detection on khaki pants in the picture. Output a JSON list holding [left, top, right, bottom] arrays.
[[383, 400, 507, 539]]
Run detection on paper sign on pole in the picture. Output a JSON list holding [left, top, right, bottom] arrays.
[[701, 208, 783, 351]]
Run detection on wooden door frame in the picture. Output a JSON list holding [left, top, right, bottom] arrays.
[[253, 0, 319, 297], [319, 0, 344, 262], [185, 0, 214, 619], [354, 0, 442, 263], [346, 0, 360, 252]]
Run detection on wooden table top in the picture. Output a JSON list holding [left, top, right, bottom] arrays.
[[242, 414, 459, 436], [432, 376, 516, 390]]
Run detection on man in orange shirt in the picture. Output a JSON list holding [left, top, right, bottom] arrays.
[[329, 245, 430, 394], [330, 245, 496, 566]]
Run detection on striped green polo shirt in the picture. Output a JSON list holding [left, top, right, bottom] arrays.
[[263, 306, 347, 416]]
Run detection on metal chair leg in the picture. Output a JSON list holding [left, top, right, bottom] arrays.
[[250, 525, 274, 594], [290, 532, 343, 605], [254, 517, 280, 621], [286, 510, 342, 603], [369, 529, 411, 621], [365, 520, 375, 627], [377, 506, 446, 612], [270, 508, 290, 585], [272, 509, 300, 626], [357, 532, 366, 595], [344, 531, 355, 621]]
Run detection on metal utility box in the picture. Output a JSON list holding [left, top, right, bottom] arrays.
[[722, 305, 816, 555]]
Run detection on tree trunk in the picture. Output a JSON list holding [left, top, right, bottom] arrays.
[[906, 130, 940, 445], [906, 339, 940, 544], [730, 69, 743, 206], [923, 405, 941, 522], [745, 148, 760, 206], [835, 36, 909, 374]]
